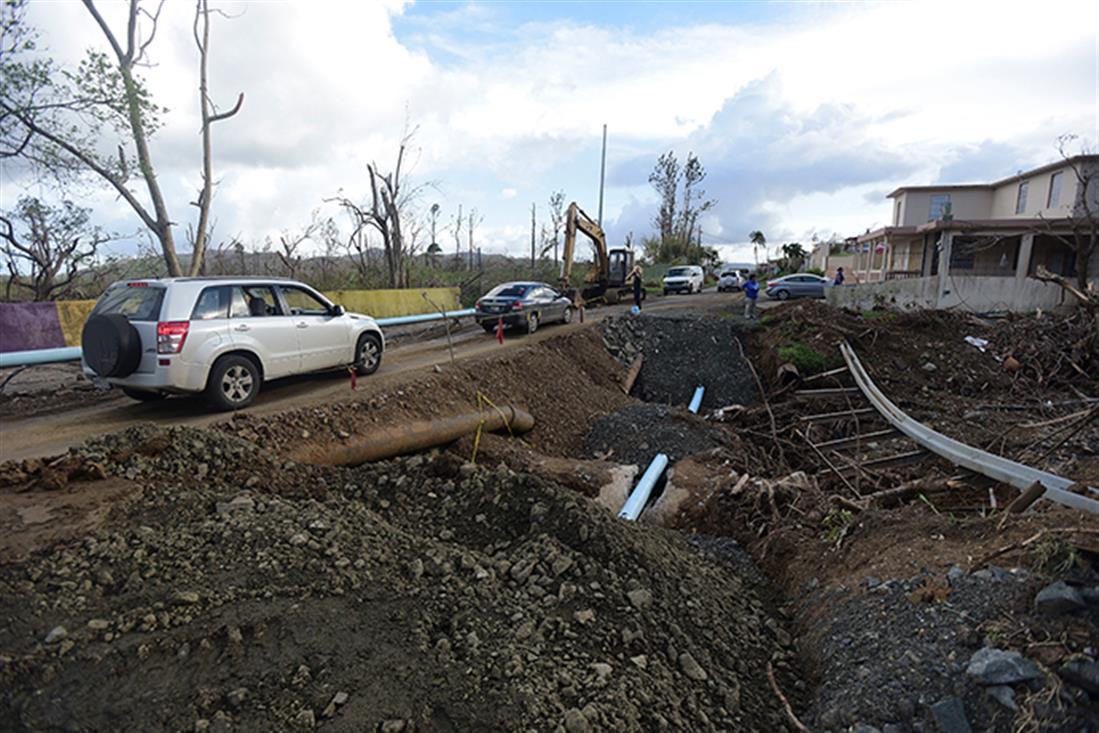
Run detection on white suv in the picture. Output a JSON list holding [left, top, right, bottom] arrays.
[[662, 265, 705, 295], [81, 277, 385, 410]]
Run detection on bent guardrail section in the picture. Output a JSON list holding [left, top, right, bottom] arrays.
[[839, 340, 1099, 514]]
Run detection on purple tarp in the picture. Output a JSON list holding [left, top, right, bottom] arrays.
[[0, 302, 66, 353]]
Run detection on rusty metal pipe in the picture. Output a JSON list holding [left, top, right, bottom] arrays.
[[295, 406, 535, 466]]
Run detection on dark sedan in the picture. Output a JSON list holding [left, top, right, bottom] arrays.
[[475, 281, 574, 335]]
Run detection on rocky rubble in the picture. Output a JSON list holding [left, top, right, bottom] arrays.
[[0, 425, 803, 732], [600, 313, 757, 409]]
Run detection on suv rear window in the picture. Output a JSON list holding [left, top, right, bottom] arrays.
[[92, 285, 165, 321], [191, 286, 232, 320]]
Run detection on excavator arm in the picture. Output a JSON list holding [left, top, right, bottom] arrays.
[[559, 202, 610, 304]]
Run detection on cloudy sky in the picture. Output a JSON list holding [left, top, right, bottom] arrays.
[[4, 0, 1098, 264]]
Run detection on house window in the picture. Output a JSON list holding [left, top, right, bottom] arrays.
[[1047, 171, 1063, 208], [928, 194, 951, 220], [1015, 181, 1029, 214]]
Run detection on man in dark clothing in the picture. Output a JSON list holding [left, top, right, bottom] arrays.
[[833, 267, 846, 286], [629, 265, 644, 310], [743, 273, 760, 319]]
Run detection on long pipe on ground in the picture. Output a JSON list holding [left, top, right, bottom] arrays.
[[618, 453, 669, 521], [294, 405, 535, 466], [688, 386, 705, 413]]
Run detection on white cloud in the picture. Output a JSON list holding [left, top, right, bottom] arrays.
[[4, 0, 1096, 262]]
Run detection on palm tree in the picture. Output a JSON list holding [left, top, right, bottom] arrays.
[[749, 230, 766, 268]]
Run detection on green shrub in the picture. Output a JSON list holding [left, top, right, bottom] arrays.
[[777, 342, 842, 375]]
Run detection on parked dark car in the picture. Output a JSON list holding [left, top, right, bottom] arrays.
[[475, 281, 574, 334], [765, 273, 829, 300]]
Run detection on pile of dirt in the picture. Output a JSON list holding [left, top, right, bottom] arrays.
[[220, 326, 631, 459], [0, 425, 803, 732], [582, 403, 730, 466], [600, 313, 757, 409]]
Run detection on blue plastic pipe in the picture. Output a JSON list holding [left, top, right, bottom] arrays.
[[618, 453, 670, 521], [375, 308, 476, 327], [688, 385, 704, 413], [0, 346, 82, 369]]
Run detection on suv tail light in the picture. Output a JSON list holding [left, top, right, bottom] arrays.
[[511, 301, 524, 310], [157, 321, 189, 354]]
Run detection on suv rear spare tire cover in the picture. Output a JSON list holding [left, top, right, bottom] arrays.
[[82, 313, 142, 377]]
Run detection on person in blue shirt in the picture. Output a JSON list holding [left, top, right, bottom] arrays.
[[833, 266, 846, 286], [743, 273, 760, 319]]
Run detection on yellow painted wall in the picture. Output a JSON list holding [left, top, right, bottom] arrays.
[[55, 287, 460, 345], [324, 287, 460, 319], [56, 300, 97, 347]]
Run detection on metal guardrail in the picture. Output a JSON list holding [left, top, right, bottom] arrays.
[[0, 308, 478, 369], [839, 340, 1099, 514]]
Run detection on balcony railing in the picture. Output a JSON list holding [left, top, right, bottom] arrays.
[[885, 270, 922, 281]]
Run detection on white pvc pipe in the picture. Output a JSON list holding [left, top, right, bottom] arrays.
[[688, 385, 704, 413], [618, 453, 669, 521]]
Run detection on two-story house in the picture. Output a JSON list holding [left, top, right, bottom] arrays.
[[834, 155, 1098, 312]]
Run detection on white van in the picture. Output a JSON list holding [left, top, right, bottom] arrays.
[[662, 266, 705, 295]]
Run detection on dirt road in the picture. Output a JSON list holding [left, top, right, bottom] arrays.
[[0, 290, 742, 461]]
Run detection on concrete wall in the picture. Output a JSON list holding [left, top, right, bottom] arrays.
[[827, 277, 938, 310], [827, 273, 1073, 313], [0, 286, 460, 353]]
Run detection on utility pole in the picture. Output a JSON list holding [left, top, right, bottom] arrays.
[[597, 123, 607, 227], [530, 203, 536, 274]]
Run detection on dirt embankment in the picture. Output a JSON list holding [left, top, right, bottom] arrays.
[[0, 425, 801, 732]]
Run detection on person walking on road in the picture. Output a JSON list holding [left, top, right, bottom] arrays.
[[743, 273, 760, 319], [833, 266, 846, 286], [628, 265, 644, 311]]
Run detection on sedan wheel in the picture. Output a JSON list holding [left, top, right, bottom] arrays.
[[527, 312, 539, 335], [562, 307, 573, 324], [777, 289, 790, 300]]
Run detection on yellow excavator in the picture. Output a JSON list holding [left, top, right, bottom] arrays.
[[558, 202, 639, 307]]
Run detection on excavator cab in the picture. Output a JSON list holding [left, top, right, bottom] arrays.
[[607, 248, 634, 288]]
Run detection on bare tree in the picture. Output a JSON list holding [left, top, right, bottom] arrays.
[[452, 204, 464, 268], [676, 153, 715, 249], [274, 211, 323, 280], [648, 151, 681, 243], [188, 0, 244, 276], [467, 207, 483, 270], [539, 190, 566, 266], [0, 197, 110, 300], [1030, 136, 1098, 301], [330, 128, 424, 288], [0, 0, 241, 277]]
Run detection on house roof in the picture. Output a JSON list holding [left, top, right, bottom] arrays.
[[886, 154, 1098, 199], [856, 226, 918, 243]]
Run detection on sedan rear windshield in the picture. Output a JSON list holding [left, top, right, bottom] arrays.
[[487, 285, 533, 298], [667, 268, 692, 277], [91, 285, 165, 321]]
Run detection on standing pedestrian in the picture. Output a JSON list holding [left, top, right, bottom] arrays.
[[743, 273, 760, 319], [629, 265, 644, 310], [833, 266, 846, 286]]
